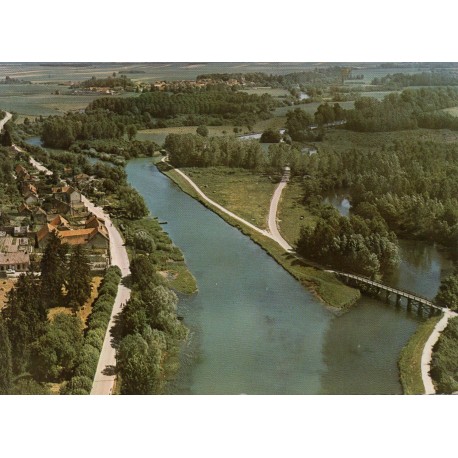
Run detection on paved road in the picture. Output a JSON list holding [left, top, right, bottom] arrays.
[[0, 111, 12, 131], [81, 196, 131, 395], [421, 309, 457, 394], [13, 130, 131, 395]]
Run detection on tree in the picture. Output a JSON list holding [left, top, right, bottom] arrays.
[[66, 245, 92, 311], [435, 274, 458, 310], [116, 333, 162, 394], [0, 316, 12, 394], [127, 124, 137, 141], [29, 313, 83, 382], [196, 125, 209, 137], [260, 128, 281, 143], [118, 187, 149, 219], [40, 230, 68, 308], [2, 273, 46, 373]]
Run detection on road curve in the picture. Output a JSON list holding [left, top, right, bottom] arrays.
[[268, 180, 293, 251], [0, 111, 12, 131], [421, 309, 457, 394]]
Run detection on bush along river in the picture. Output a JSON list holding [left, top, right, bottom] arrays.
[[124, 158, 436, 395]]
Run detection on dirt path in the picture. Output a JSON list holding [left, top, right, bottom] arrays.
[[421, 309, 457, 394], [268, 180, 293, 251], [173, 167, 271, 238], [171, 164, 292, 251]]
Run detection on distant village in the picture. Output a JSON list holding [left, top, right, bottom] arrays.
[[0, 153, 110, 276]]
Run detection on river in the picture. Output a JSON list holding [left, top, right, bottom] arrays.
[[125, 158, 426, 394], [324, 192, 454, 300]]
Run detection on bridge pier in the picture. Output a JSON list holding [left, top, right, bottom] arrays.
[[428, 306, 436, 318], [417, 303, 423, 317], [396, 294, 401, 307], [407, 298, 412, 312]]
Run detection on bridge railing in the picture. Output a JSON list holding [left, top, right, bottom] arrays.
[[333, 270, 438, 307]]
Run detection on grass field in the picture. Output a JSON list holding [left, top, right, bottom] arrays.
[[273, 101, 355, 117], [136, 125, 236, 145], [278, 179, 318, 247], [0, 278, 16, 310], [240, 87, 290, 97], [398, 315, 442, 395], [47, 276, 103, 326], [441, 106, 458, 117], [159, 164, 360, 309], [181, 167, 277, 230]]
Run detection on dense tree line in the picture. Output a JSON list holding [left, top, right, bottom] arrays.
[[196, 68, 342, 88], [87, 90, 278, 122], [297, 209, 399, 278], [165, 133, 266, 170], [344, 88, 458, 132], [61, 266, 121, 394], [372, 72, 458, 88], [78, 75, 134, 89], [297, 138, 458, 251], [435, 272, 458, 310], [41, 112, 125, 148], [70, 138, 160, 160]]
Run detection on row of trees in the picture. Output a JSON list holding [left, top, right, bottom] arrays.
[[87, 89, 278, 121], [60, 266, 122, 394], [112, 255, 187, 394], [296, 210, 399, 278]]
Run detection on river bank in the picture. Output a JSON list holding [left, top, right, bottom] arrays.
[[157, 161, 360, 311]]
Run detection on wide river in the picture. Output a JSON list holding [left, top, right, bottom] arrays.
[[124, 158, 455, 395]]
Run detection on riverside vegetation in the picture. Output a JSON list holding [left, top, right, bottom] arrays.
[[4, 65, 458, 393]]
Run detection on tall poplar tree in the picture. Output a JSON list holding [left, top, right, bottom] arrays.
[[40, 230, 68, 308]]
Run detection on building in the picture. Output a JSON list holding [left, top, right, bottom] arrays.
[[31, 207, 47, 225], [0, 251, 30, 272], [51, 186, 82, 205], [58, 227, 109, 250]]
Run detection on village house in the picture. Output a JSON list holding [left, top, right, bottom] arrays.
[[58, 227, 109, 250], [48, 214, 71, 231], [51, 185, 82, 206], [15, 164, 31, 181], [22, 182, 39, 205], [31, 207, 48, 225], [18, 203, 33, 217], [0, 252, 30, 272]]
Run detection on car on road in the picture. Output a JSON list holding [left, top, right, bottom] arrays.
[[5, 269, 16, 275]]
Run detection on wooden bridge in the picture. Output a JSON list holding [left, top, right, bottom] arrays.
[[331, 271, 445, 316]]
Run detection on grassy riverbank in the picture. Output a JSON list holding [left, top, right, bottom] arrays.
[[158, 162, 360, 310], [398, 315, 442, 395], [115, 216, 198, 295], [181, 167, 277, 230]]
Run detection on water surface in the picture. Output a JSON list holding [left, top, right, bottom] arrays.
[[126, 158, 424, 394]]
